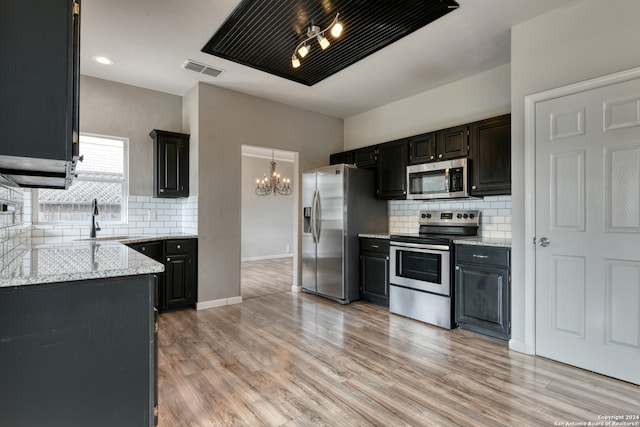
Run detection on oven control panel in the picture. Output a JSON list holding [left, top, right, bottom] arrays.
[[419, 210, 480, 226]]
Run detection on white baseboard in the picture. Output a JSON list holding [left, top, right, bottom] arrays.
[[241, 254, 293, 262], [509, 338, 528, 354], [196, 296, 243, 310]]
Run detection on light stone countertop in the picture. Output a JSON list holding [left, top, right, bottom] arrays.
[[0, 240, 165, 287], [76, 233, 198, 245], [453, 236, 512, 248], [358, 233, 391, 239]]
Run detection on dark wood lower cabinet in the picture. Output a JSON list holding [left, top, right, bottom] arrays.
[[455, 245, 511, 341], [165, 253, 193, 308], [360, 238, 390, 307], [0, 276, 157, 427], [128, 238, 197, 311]]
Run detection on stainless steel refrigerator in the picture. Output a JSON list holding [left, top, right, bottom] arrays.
[[302, 164, 388, 303]]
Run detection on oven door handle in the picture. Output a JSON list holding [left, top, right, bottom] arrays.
[[390, 241, 450, 251]]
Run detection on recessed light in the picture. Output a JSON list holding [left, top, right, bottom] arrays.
[[92, 56, 113, 65]]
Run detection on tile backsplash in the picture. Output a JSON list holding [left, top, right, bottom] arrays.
[[0, 183, 30, 277], [29, 194, 199, 244], [389, 195, 512, 239]]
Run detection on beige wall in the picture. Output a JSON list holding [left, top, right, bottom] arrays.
[[80, 75, 183, 196], [182, 85, 199, 196], [510, 0, 640, 350], [344, 64, 511, 149], [192, 83, 343, 303]]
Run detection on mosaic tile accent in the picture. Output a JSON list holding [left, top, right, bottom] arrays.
[[0, 183, 30, 278]]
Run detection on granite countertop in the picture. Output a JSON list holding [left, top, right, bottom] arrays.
[[358, 233, 391, 239], [0, 240, 164, 288], [453, 236, 512, 248], [76, 233, 198, 244]]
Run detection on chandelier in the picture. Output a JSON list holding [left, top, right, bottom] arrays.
[[291, 13, 344, 68], [255, 151, 292, 196]]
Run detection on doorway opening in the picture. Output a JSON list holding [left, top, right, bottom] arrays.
[[240, 145, 299, 300]]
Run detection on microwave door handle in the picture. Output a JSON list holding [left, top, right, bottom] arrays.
[[444, 168, 450, 192]]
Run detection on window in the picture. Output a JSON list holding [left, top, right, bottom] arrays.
[[36, 134, 128, 223]]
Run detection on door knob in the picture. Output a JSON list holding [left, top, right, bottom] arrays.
[[538, 237, 550, 247]]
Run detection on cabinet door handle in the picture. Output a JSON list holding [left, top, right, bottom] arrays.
[[167, 257, 171, 262], [141, 247, 146, 252], [438, 154, 443, 159], [472, 254, 489, 259], [430, 155, 434, 160], [472, 185, 477, 190]]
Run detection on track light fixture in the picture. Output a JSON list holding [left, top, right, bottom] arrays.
[[291, 13, 343, 68]]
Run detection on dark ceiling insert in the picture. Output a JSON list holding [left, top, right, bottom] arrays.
[[202, 0, 460, 86]]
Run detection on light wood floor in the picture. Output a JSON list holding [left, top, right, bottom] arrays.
[[241, 257, 293, 300], [158, 274, 639, 426]]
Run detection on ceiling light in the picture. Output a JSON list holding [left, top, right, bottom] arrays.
[[92, 56, 113, 65], [317, 35, 330, 50], [331, 21, 343, 38], [297, 43, 310, 58], [291, 13, 343, 68], [255, 151, 292, 196]]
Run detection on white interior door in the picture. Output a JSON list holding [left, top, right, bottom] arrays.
[[535, 77, 640, 385]]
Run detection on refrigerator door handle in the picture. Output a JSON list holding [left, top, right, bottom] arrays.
[[311, 190, 318, 243], [315, 190, 322, 242]]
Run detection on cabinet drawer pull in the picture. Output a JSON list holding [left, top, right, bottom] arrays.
[[141, 247, 146, 251], [371, 244, 379, 248], [472, 254, 489, 259], [177, 244, 181, 249], [167, 257, 171, 262]]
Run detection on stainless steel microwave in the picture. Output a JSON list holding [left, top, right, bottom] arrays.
[[406, 158, 468, 200]]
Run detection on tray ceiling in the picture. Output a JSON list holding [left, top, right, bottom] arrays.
[[202, 0, 460, 86]]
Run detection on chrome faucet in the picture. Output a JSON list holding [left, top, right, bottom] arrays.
[[90, 198, 101, 238]]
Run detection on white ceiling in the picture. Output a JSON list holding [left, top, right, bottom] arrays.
[[80, 0, 577, 119]]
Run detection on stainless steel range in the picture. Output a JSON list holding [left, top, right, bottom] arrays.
[[389, 210, 479, 329]]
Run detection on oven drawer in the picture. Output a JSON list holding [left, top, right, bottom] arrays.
[[456, 245, 509, 267]]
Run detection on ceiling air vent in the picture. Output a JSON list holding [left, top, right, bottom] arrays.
[[181, 60, 224, 78]]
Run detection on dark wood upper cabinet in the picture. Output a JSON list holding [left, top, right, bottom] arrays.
[[377, 139, 408, 199], [409, 126, 468, 165], [150, 130, 190, 198], [437, 125, 469, 161], [408, 132, 437, 164], [353, 146, 378, 169], [468, 114, 511, 196], [0, 0, 80, 189], [329, 151, 354, 165]]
